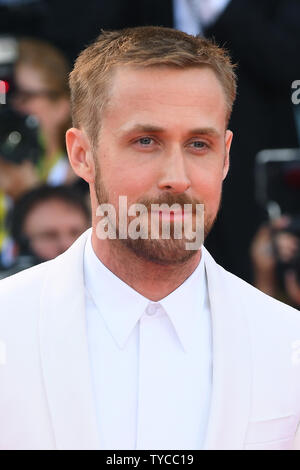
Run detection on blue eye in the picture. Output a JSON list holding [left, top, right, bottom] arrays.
[[137, 137, 153, 145], [191, 141, 206, 148]]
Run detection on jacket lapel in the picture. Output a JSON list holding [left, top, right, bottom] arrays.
[[202, 246, 252, 450], [38, 228, 100, 450]]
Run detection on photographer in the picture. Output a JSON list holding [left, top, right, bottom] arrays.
[[251, 215, 300, 308], [12, 37, 75, 185], [0, 107, 41, 269]]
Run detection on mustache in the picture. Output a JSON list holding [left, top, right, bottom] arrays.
[[135, 192, 203, 214]]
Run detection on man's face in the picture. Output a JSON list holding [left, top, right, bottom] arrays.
[[92, 65, 232, 264], [23, 198, 89, 260], [13, 65, 70, 130]]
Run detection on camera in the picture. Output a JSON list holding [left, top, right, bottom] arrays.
[[0, 35, 41, 164], [255, 148, 300, 283]]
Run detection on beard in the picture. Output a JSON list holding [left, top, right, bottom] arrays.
[[94, 161, 220, 266]]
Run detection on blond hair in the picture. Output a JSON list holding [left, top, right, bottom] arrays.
[[69, 26, 237, 149]]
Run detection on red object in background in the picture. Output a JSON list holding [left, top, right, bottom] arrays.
[[3, 81, 10, 93], [284, 168, 300, 189], [0, 80, 10, 93]]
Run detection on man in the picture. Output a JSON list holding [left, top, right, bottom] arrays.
[[0, 26, 299, 450], [0, 185, 90, 279], [10, 185, 90, 262]]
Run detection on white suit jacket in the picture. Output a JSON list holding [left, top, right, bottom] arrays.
[[0, 228, 300, 450]]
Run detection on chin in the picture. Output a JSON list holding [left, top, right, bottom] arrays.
[[120, 238, 200, 266]]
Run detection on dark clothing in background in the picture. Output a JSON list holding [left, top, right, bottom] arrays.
[[0, 0, 142, 62], [0, 0, 172, 63], [204, 0, 300, 282], [1, 0, 300, 282]]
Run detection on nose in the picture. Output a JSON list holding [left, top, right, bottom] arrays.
[[157, 146, 191, 193]]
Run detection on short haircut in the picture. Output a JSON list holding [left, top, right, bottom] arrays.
[[10, 185, 91, 246], [69, 26, 237, 150]]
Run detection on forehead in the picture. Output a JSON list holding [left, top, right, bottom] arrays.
[[25, 199, 83, 226], [102, 65, 227, 132], [15, 64, 44, 87]]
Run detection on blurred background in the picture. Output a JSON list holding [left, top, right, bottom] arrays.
[[0, 0, 299, 309]]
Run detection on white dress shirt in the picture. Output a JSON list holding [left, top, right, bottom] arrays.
[[84, 233, 212, 450]]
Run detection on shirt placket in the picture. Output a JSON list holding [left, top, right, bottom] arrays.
[[136, 303, 161, 450]]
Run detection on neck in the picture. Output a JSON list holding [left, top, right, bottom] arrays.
[[91, 231, 202, 301]]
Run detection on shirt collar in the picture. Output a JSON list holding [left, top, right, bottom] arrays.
[[159, 250, 207, 352], [84, 233, 149, 349], [83, 232, 207, 351]]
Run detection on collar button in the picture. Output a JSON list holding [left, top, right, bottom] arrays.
[[146, 303, 159, 316]]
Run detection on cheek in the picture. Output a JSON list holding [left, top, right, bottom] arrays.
[[103, 163, 155, 199], [125, 172, 153, 193], [27, 99, 52, 121], [0, 167, 13, 188], [193, 169, 223, 206], [24, 99, 42, 115], [32, 240, 56, 260]]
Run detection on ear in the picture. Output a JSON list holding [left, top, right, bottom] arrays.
[[66, 127, 95, 183], [222, 129, 233, 181]]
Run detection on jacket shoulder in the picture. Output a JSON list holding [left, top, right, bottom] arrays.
[[0, 228, 90, 327], [0, 260, 50, 297], [0, 260, 54, 324]]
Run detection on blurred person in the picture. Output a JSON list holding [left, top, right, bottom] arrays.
[[0, 108, 41, 200], [251, 215, 300, 308], [0, 156, 38, 200], [0, 27, 300, 451], [0, 107, 85, 269], [0, 185, 90, 279], [0, 108, 41, 268], [11, 185, 90, 261], [12, 38, 75, 185]]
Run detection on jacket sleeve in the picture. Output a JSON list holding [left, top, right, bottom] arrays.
[[292, 420, 300, 450]]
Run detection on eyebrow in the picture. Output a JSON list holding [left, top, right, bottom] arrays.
[[118, 123, 221, 138]]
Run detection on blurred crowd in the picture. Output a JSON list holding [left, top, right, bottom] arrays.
[[0, 33, 90, 278], [0, 0, 299, 308]]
